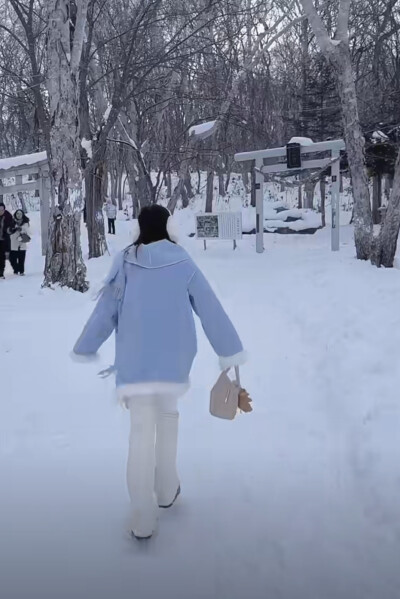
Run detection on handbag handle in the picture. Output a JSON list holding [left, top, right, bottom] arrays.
[[223, 366, 241, 387], [234, 366, 241, 388]]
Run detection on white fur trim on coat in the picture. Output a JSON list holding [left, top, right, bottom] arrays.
[[131, 219, 140, 244], [219, 350, 247, 371], [117, 382, 190, 408]]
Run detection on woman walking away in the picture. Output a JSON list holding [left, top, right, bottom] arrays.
[[9, 210, 31, 276], [72, 205, 246, 539], [105, 198, 117, 234], [0, 203, 13, 279]]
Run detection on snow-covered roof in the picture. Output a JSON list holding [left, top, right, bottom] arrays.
[[288, 137, 314, 146], [0, 151, 47, 172], [371, 131, 389, 143], [189, 120, 217, 140]]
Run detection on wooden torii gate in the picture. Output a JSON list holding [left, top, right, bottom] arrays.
[[0, 152, 50, 255], [234, 139, 346, 254]]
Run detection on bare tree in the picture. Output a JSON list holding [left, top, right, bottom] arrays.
[[300, 0, 373, 259], [43, 0, 89, 291], [372, 150, 400, 267]]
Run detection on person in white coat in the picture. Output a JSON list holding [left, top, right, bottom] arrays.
[[8, 210, 31, 275], [105, 198, 117, 234]]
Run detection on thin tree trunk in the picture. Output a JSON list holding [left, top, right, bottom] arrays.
[[372, 174, 382, 225], [168, 136, 196, 213], [126, 161, 139, 218], [304, 179, 316, 209], [371, 150, 400, 267], [197, 170, 201, 195], [225, 170, 231, 193], [165, 171, 172, 198], [298, 186, 303, 209], [218, 173, 225, 197], [205, 170, 214, 213], [17, 191, 28, 213], [117, 171, 123, 211], [242, 170, 250, 194]]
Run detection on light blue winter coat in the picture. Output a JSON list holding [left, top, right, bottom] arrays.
[[73, 241, 244, 390]]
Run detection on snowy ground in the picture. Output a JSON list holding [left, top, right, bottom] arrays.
[[1, 213, 400, 599]]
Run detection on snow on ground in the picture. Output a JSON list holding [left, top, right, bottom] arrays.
[[1, 213, 400, 599]]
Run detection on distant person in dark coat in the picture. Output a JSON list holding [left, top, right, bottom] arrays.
[[9, 209, 31, 275], [0, 203, 13, 279]]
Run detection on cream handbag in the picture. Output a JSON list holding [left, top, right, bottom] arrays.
[[210, 367, 252, 420]]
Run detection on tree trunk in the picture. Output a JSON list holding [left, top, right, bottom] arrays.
[[184, 173, 194, 200], [86, 154, 108, 259], [384, 174, 394, 203], [320, 177, 326, 228], [117, 171, 123, 211], [181, 173, 193, 208], [165, 171, 172, 198], [169, 147, 195, 213], [251, 167, 256, 208], [110, 167, 118, 203], [225, 170, 231, 193], [333, 46, 373, 258], [43, 0, 89, 292], [126, 164, 139, 218], [304, 179, 316, 209], [218, 173, 226, 197], [300, 0, 373, 260], [372, 174, 382, 225], [298, 185, 303, 209], [371, 150, 400, 268], [17, 191, 28, 214], [205, 170, 214, 213], [242, 170, 250, 194]]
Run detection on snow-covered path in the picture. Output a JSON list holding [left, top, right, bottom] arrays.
[[1, 217, 400, 599]]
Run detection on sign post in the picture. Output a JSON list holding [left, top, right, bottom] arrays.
[[255, 160, 264, 254], [195, 212, 242, 250]]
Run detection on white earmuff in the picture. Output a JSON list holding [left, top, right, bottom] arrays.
[[167, 214, 179, 243], [131, 219, 140, 244]]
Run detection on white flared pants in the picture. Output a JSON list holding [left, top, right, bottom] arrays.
[[126, 395, 180, 537]]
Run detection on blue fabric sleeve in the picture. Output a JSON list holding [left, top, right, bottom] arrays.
[[188, 266, 243, 359], [73, 285, 118, 355]]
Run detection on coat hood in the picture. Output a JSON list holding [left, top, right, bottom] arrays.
[[124, 240, 189, 269], [98, 241, 190, 300]]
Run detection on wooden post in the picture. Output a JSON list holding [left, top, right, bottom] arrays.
[[255, 159, 264, 254], [331, 151, 340, 251]]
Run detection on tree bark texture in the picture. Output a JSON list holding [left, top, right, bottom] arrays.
[[372, 174, 382, 225], [371, 150, 400, 268], [43, 0, 89, 292], [304, 179, 316, 209], [85, 162, 108, 259], [300, 0, 373, 260], [205, 170, 214, 213], [331, 45, 373, 259]]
